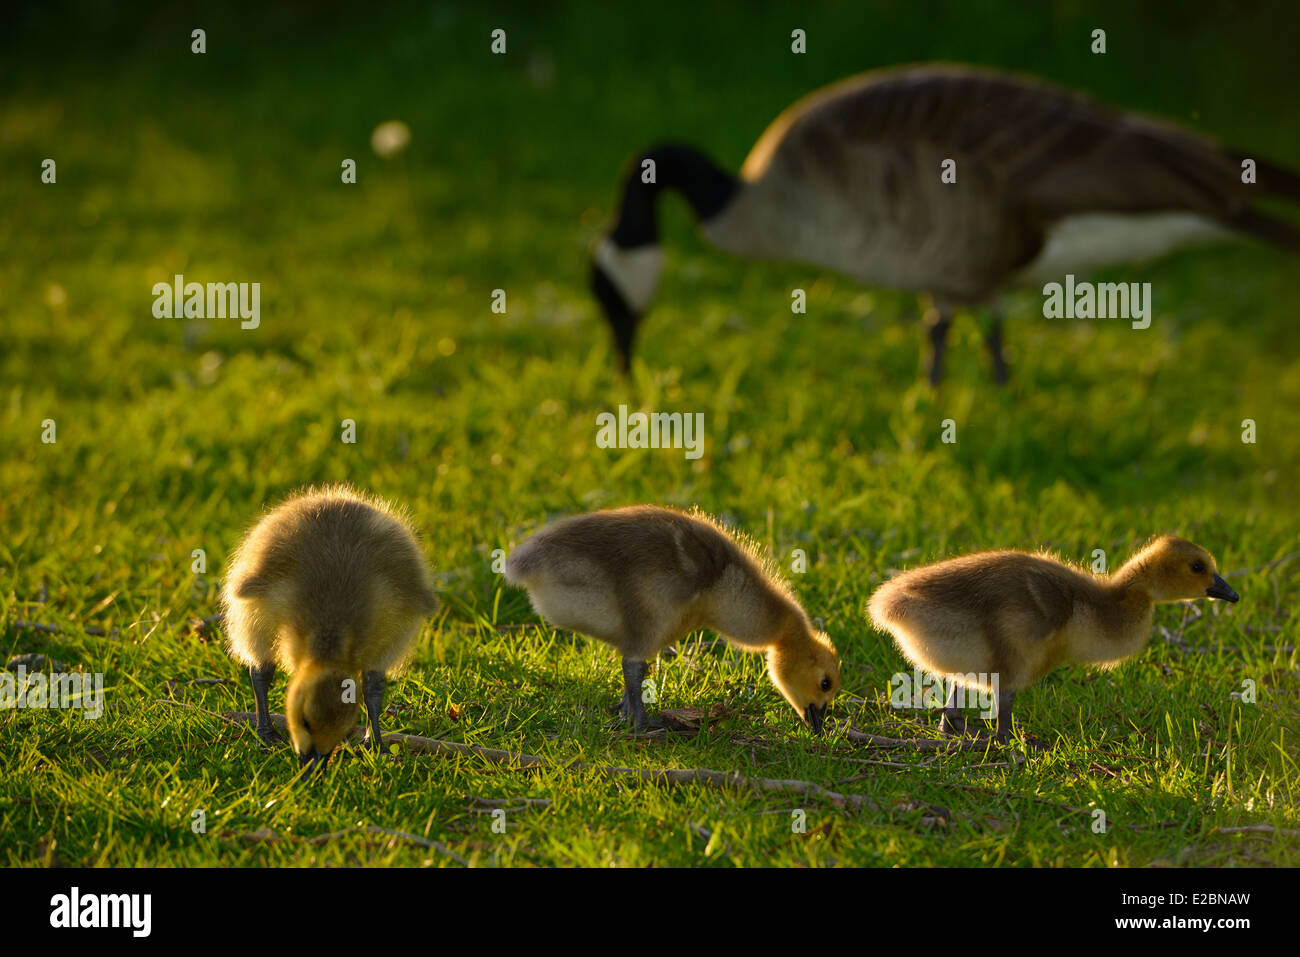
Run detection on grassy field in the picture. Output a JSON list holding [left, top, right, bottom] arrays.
[[1, 1, 1298, 867]]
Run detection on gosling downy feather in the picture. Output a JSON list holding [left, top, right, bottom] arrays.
[[867, 534, 1238, 739], [505, 505, 840, 732], [592, 63, 1300, 384], [221, 485, 438, 767]]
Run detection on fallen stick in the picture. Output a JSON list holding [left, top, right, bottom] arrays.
[[221, 711, 875, 810], [12, 620, 119, 638], [573, 763, 876, 811], [842, 726, 1003, 752], [223, 711, 550, 768], [466, 796, 552, 809], [1214, 825, 1300, 837]]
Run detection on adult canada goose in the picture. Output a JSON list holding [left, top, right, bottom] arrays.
[[867, 534, 1238, 740], [221, 486, 438, 768], [592, 63, 1300, 384], [504, 505, 840, 732]]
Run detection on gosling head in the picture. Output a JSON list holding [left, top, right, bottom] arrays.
[[1132, 535, 1239, 604], [768, 628, 841, 734], [285, 662, 359, 770]]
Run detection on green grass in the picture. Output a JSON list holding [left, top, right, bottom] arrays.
[[1, 0, 1298, 866]]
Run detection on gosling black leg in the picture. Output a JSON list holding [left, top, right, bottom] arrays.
[[249, 662, 283, 746], [985, 312, 1009, 385], [926, 307, 954, 387], [362, 670, 386, 753], [939, 680, 967, 735], [619, 658, 662, 733], [995, 689, 1016, 742]]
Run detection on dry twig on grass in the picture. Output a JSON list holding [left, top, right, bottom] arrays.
[[1214, 824, 1300, 837], [841, 725, 1007, 753], [220, 711, 877, 811]]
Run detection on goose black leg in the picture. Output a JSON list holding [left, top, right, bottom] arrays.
[[939, 680, 967, 735], [985, 312, 1009, 385], [994, 689, 1016, 742], [926, 308, 953, 386], [249, 662, 283, 746], [619, 658, 662, 732], [362, 670, 386, 753]]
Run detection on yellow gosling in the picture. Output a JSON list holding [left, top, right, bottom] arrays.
[[868, 534, 1239, 739], [505, 505, 840, 732], [222, 486, 438, 768]]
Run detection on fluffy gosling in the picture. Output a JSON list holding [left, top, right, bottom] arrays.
[[221, 486, 438, 767], [868, 535, 1239, 740], [505, 506, 840, 732]]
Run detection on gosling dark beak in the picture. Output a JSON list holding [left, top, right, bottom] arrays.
[[298, 748, 326, 772], [804, 703, 827, 734], [591, 259, 639, 374], [1206, 575, 1239, 603]]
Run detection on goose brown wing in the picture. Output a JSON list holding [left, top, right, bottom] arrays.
[[767, 65, 1253, 225]]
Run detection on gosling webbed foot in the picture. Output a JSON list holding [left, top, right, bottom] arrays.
[[255, 724, 286, 748], [610, 685, 631, 716], [248, 662, 282, 749], [617, 658, 663, 733], [615, 688, 663, 732], [994, 689, 1016, 743], [938, 680, 969, 736], [629, 711, 665, 734], [361, 669, 387, 755], [938, 712, 969, 736]]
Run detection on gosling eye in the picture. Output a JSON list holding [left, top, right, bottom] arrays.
[[302, 718, 313, 734], [820, 676, 832, 693], [1191, 560, 1206, 575]]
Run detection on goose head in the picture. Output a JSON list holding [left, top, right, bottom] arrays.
[[286, 661, 359, 770], [767, 628, 841, 733], [1131, 535, 1239, 604], [591, 143, 737, 370]]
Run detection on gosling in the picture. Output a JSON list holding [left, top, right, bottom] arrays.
[[504, 506, 840, 732], [221, 486, 438, 768], [868, 534, 1239, 740]]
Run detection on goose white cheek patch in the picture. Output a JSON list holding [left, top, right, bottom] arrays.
[[594, 237, 664, 314]]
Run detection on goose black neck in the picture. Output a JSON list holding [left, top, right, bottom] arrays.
[[610, 143, 738, 249]]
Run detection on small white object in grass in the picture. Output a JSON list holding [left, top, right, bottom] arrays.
[[371, 120, 411, 158]]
